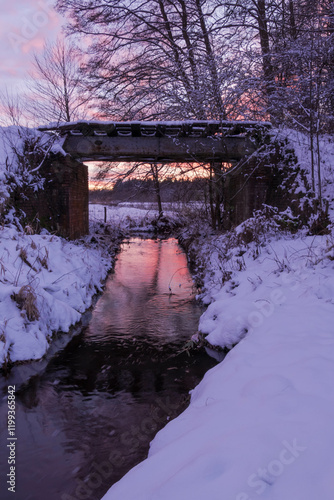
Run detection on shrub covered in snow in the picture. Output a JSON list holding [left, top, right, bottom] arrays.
[[0, 125, 59, 224]]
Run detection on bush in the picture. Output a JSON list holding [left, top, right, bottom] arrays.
[[308, 209, 331, 235]]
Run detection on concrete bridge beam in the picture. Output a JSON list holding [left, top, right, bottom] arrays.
[[62, 135, 256, 163]]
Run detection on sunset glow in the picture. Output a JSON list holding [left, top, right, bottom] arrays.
[[1, 2, 334, 500], [0, 0, 63, 97], [88, 160, 214, 191]]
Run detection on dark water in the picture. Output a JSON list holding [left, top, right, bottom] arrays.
[[0, 238, 218, 500]]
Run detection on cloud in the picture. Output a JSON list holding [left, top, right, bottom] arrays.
[[0, 0, 63, 91]]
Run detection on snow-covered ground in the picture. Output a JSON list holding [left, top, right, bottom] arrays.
[[0, 197, 190, 369], [89, 200, 199, 232], [89, 202, 160, 231], [100, 228, 334, 500], [0, 126, 114, 368], [0, 226, 111, 367], [100, 134, 334, 500], [2, 123, 334, 499], [0, 194, 186, 368]]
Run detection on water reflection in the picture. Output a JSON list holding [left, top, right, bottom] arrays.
[[0, 238, 218, 500], [89, 238, 197, 344]]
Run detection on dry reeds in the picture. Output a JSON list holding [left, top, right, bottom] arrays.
[[12, 285, 40, 321]]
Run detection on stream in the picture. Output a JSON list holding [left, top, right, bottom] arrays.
[[1, 237, 220, 500]]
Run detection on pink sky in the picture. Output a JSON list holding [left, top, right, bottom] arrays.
[[0, 0, 64, 94]]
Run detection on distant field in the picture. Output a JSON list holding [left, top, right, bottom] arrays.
[[89, 202, 159, 225]]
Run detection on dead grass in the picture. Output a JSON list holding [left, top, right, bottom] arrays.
[[17, 245, 38, 272], [0, 259, 5, 278], [12, 285, 40, 321], [37, 247, 49, 269], [0, 320, 7, 343], [19, 247, 28, 262]]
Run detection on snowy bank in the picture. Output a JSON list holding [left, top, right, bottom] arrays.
[[99, 128, 334, 500], [101, 222, 334, 500], [0, 225, 111, 367], [0, 125, 114, 368]]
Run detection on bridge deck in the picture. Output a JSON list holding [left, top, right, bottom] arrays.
[[40, 120, 271, 163]]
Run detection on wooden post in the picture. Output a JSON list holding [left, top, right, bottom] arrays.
[[104, 206, 107, 223]]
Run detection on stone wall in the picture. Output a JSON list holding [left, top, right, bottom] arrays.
[[222, 142, 310, 228], [12, 153, 89, 239], [222, 159, 271, 228]]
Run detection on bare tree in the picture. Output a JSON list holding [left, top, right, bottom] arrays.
[[0, 88, 27, 127], [223, 0, 333, 208], [56, 0, 334, 224], [26, 38, 91, 125], [55, 0, 241, 121], [55, 0, 246, 228]]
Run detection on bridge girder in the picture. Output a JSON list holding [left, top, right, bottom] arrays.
[[39, 120, 271, 163], [62, 135, 256, 163]]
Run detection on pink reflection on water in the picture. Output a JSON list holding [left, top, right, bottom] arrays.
[[88, 238, 198, 344]]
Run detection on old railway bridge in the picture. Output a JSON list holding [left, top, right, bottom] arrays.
[[21, 120, 295, 238]]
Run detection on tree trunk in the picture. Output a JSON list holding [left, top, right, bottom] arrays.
[[288, 0, 297, 39], [256, 0, 275, 120], [257, 0, 272, 81], [151, 164, 163, 218], [211, 161, 223, 230], [194, 0, 226, 119], [209, 163, 215, 228], [316, 119, 322, 207]]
